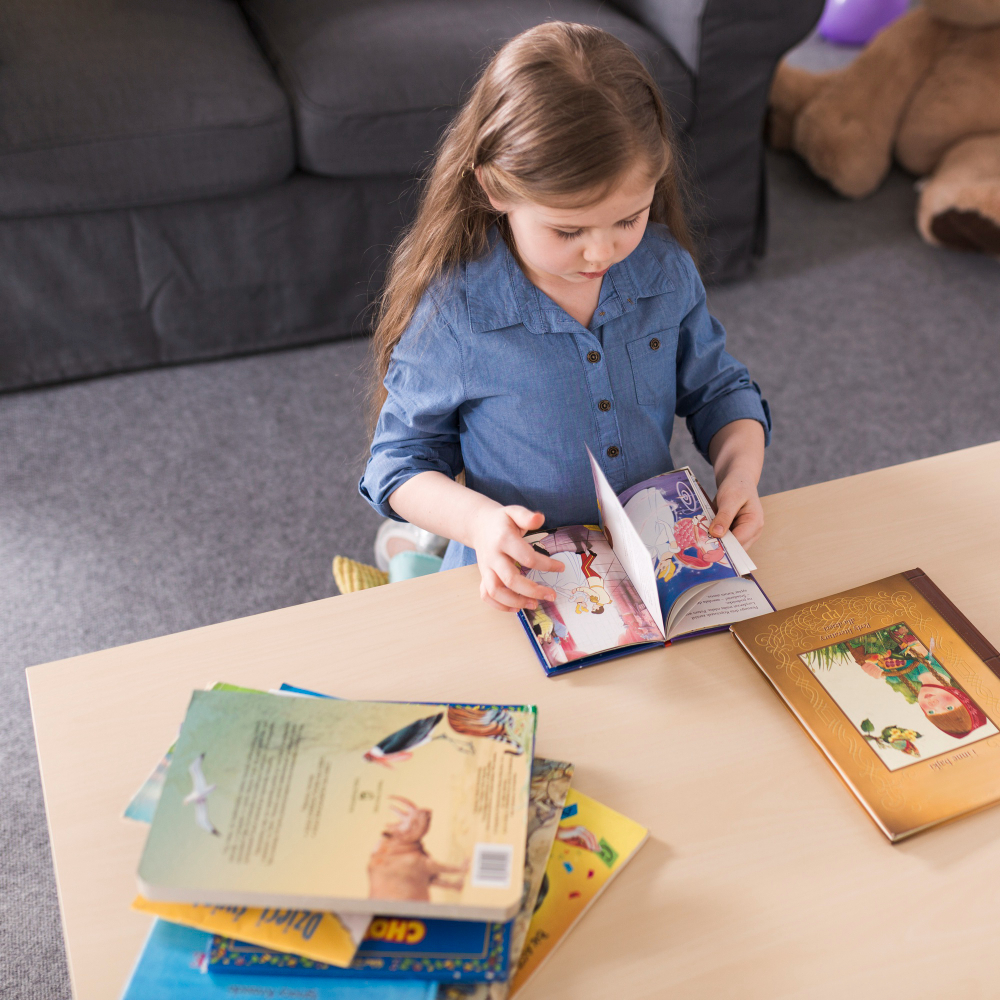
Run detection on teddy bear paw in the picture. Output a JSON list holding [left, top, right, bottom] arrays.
[[928, 209, 1000, 256], [917, 135, 1000, 256]]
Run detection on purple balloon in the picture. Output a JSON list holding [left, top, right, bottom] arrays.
[[817, 0, 910, 45]]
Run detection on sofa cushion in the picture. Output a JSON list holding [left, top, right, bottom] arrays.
[[0, 0, 295, 218], [240, 0, 693, 177]]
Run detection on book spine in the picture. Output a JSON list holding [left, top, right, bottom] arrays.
[[516, 610, 552, 674], [903, 568, 1000, 679]]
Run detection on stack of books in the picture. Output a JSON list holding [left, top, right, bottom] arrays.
[[122, 682, 648, 998]]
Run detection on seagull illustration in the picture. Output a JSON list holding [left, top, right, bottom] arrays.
[[183, 753, 219, 836]]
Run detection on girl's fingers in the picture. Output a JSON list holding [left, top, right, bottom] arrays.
[[497, 544, 559, 600], [497, 561, 556, 602], [505, 506, 546, 533], [508, 534, 565, 575], [480, 566, 538, 610], [479, 585, 518, 613], [710, 494, 743, 538], [729, 506, 764, 549]]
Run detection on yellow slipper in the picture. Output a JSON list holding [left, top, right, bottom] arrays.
[[332, 556, 389, 595]]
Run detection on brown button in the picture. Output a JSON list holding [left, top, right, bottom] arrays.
[[587, 350, 601, 363], [606, 445, 620, 458], [598, 311, 605, 317], [650, 338, 660, 350], [598, 399, 612, 412]]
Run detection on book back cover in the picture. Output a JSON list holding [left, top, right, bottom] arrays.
[[138, 691, 535, 919]]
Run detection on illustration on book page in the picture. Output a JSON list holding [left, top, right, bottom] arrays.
[[522, 527, 663, 670], [618, 470, 736, 618]]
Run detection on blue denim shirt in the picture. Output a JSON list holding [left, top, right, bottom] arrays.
[[359, 224, 770, 568]]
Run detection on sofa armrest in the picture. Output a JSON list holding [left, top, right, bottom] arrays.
[[611, 0, 824, 281], [608, 0, 707, 72], [693, 0, 824, 279]]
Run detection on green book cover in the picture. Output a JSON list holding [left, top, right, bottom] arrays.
[[138, 690, 536, 921]]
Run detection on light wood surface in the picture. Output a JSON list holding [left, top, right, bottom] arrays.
[[28, 442, 1000, 1000]]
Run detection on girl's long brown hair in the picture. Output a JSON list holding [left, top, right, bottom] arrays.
[[368, 21, 694, 427]]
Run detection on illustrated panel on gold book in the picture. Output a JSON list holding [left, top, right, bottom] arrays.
[[800, 622, 998, 773]]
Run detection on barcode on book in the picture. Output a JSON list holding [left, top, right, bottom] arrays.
[[471, 842, 514, 888]]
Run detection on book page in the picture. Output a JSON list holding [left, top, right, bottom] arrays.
[[666, 576, 773, 639], [617, 469, 741, 625], [586, 448, 662, 627], [522, 527, 664, 671], [663, 581, 716, 634]]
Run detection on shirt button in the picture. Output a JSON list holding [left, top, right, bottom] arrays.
[[587, 350, 601, 364], [606, 445, 620, 458], [650, 338, 660, 350], [598, 399, 612, 412]]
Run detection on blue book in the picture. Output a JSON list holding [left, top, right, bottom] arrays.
[[517, 451, 772, 676], [122, 920, 437, 999], [208, 916, 511, 982]]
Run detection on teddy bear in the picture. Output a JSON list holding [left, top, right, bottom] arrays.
[[768, 0, 1000, 256]]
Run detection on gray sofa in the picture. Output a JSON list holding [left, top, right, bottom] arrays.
[[0, 0, 822, 392]]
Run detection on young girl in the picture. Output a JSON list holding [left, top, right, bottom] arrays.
[[359, 22, 771, 613]]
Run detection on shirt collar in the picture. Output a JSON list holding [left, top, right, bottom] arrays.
[[466, 225, 675, 335]]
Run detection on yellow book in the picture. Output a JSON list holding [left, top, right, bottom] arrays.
[[131, 897, 368, 966], [509, 788, 647, 995]]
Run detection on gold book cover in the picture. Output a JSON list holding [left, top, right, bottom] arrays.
[[731, 569, 1000, 841]]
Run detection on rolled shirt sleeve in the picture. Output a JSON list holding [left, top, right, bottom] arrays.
[[673, 259, 772, 461], [359, 292, 467, 520]]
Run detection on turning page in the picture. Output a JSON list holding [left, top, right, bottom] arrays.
[[586, 447, 662, 622]]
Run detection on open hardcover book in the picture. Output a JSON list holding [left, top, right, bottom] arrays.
[[517, 448, 772, 675]]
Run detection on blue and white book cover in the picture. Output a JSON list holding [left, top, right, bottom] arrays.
[[121, 920, 437, 999]]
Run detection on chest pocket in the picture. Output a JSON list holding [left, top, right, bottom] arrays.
[[626, 327, 677, 405]]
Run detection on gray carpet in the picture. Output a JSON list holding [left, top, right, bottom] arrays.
[[4, 45, 1000, 1000]]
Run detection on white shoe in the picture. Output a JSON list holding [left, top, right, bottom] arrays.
[[374, 520, 449, 572]]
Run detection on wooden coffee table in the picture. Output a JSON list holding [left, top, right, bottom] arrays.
[[28, 443, 1000, 999]]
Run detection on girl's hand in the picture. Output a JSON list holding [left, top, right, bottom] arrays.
[[709, 473, 764, 550], [707, 418, 766, 551], [470, 506, 565, 612], [388, 472, 564, 611]]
